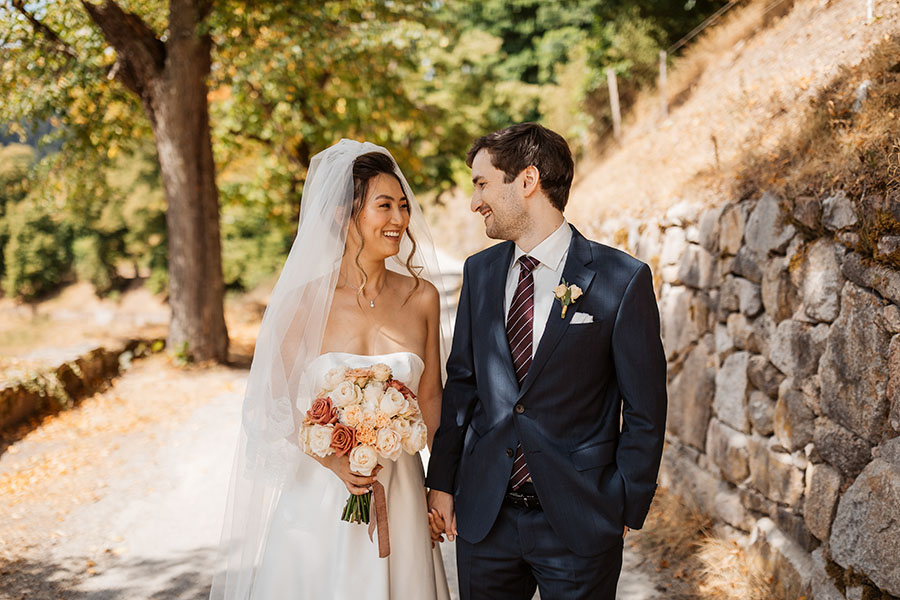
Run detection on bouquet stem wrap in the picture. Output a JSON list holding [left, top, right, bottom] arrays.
[[368, 481, 390, 558]]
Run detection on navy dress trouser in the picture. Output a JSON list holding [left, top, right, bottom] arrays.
[[455, 500, 624, 600]]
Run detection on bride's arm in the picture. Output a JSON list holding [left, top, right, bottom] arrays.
[[417, 280, 443, 450]]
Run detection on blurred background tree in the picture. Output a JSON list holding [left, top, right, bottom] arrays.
[[0, 0, 725, 359]]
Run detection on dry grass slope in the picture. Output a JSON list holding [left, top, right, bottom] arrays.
[[566, 0, 900, 238], [633, 488, 779, 599]]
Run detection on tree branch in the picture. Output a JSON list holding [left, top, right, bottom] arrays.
[[10, 0, 79, 60], [81, 0, 165, 97]]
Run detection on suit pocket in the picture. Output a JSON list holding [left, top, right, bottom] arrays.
[[570, 440, 616, 471]]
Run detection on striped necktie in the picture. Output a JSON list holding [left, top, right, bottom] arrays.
[[506, 255, 539, 490]]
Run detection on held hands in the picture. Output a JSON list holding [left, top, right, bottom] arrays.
[[316, 453, 383, 495], [426, 489, 457, 545]]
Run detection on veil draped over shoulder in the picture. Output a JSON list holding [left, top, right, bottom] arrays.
[[209, 139, 449, 599]]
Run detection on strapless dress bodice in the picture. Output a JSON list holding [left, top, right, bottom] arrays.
[[305, 351, 425, 396]]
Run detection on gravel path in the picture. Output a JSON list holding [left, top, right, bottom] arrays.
[[0, 354, 663, 599]]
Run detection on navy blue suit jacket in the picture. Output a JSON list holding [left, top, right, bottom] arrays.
[[425, 226, 667, 557]]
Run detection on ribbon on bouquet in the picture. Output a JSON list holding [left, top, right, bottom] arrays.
[[368, 480, 390, 558]]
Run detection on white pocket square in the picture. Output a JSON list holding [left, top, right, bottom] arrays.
[[570, 312, 594, 324]]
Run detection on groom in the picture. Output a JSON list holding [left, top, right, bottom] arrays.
[[426, 123, 667, 599]]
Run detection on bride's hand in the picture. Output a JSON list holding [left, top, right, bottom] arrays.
[[316, 454, 383, 495]]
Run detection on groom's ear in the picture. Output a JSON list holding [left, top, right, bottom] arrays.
[[520, 165, 541, 198]]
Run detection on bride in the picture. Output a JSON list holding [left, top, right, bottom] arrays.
[[209, 140, 450, 599]]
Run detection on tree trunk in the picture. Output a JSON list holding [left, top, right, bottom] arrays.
[[84, 0, 228, 362]]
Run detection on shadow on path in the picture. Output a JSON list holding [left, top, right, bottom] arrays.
[[1, 547, 217, 600]]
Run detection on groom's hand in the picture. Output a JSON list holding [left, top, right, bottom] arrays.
[[427, 489, 457, 541]]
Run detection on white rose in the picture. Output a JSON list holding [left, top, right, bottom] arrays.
[[401, 420, 428, 455], [379, 387, 408, 418], [372, 363, 392, 382], [323, 366, 348, 390], [332, 380, 362, 408], [298, 425, 312, 454], [363, 381, 385, 407], [360, 409, 378, 429], [308, 424, 335, 458], [349, 445, 379, 476], [375, 427, 402, 461], [390, 418, 412, 439], [401, 398, 420, 419]]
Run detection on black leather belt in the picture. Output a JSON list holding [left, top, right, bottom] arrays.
[[504, 482, 542, 510]]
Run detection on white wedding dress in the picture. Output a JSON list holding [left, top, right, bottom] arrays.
[[250, 351, 450, 600]]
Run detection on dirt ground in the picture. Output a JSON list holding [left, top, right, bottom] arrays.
[[0, 350, 676, 600]]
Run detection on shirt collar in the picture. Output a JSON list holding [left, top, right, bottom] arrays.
[[512, 219, 572, 272]]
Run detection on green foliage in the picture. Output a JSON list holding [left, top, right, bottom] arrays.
[[219, 178, 293, 291], [72, 235, 116, 295], [0, 144, 37, 279], [0, 0, 730, 302], [2, 198, 73, 299]]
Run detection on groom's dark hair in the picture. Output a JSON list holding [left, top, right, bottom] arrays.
[[466, 123, 574, 212]]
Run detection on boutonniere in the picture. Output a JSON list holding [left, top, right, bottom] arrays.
[[553, 279, 582, 318]]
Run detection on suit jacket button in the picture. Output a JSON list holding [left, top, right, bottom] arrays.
[[506, 447, 514, 457], [514, 404, 525, 414]]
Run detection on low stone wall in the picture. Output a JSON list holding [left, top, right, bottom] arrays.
[[592, 192, 900, 598], [0, 339, 160, 432]]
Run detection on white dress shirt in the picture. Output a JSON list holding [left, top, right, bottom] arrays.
[[504, 220, 573, 357]]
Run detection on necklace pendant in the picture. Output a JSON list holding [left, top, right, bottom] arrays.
[[369, 300, 375, 308]]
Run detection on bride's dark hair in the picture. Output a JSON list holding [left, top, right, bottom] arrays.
[[350, 152, 421, 304]]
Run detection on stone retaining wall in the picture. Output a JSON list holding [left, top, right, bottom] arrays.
[[0, 339, 159, 432], [591, 192, 900, 598]]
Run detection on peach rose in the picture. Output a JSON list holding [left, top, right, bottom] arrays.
[[345, 367, 373, 386], [390, 417, 411, 439], [401, 399, 420, 419], [375, 427, 402, 461], [349, 445, 379, 476], [372, 363, 392, 382], [306, 397, 338, 425], [329, 423, 356, 457], [360, 409, 378, 429], [374, 411, 391, 429], [341, 404, 362, 427], [401, 420, 428, 455], [554, 283, 568, 299], [570, 285, 583, 300], [356, 424, 377, 446]]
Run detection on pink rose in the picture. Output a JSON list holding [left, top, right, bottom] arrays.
[[307, 397, 338, 425], [329, 423, 357, 457]]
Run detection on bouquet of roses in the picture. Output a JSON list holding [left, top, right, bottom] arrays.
[[299, 362, 427, 532]]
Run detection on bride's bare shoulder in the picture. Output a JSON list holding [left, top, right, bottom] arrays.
[[387, 271, 439, 308]]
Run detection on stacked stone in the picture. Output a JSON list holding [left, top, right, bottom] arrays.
[[592, 192, 900, 599]]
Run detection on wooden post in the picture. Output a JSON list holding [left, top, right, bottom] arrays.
[[606, 67, 622, 140], [659, 50, 668, 118], [867, 0, 875, 24]]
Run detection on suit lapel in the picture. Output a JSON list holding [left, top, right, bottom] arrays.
[[518, 228, 595, 398], [482, 242, 519, 392]]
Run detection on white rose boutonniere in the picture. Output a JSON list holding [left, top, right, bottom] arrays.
[[554, 278, 583, 318]]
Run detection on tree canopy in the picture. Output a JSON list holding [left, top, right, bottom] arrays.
[[0, 0, 726, 301]]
